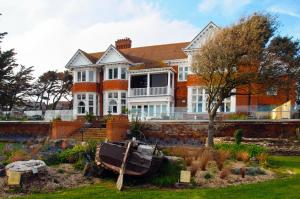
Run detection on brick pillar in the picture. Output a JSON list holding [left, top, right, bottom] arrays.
[[106, 115, 129, 141]]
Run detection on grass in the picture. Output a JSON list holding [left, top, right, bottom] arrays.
[[14, 155, 300, 199], [0, 142, 23, 154], [0, 142, 5, 151]]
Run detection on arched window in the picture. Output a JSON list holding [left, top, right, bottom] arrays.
[[109, 100, 117, 113], [78, 101, 85, 114]]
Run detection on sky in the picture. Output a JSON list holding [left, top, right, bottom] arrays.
[[1, 0, 300, 77]]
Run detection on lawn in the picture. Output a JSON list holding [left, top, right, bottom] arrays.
[[16, 156, 300, 199]]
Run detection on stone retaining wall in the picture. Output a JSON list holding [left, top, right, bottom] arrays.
[[143, 120, 300, 146]]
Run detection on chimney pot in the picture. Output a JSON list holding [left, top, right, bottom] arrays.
[[115, 37, 132, 49]]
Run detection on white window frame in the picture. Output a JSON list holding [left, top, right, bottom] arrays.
[[189, 87, 233, 113], [75, 93, 98, 115], [75, 70, 96, 83], [121, 68, 127, 80], [178, 66, 188, 81], [108, 67, 119, 80]]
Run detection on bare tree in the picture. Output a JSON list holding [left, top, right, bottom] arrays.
[[192, 14, 276, 147]]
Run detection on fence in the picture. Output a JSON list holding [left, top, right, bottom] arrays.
[[129, 105, 300, 121], [24, 110, 73, 121]]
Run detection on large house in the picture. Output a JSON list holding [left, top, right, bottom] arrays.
[[65, 22, 295, 120]]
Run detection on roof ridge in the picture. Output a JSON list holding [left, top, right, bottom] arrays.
[[86, 41, 189, 55]]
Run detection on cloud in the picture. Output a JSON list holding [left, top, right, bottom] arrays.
[[198, 0, 251, 14], [1, 0, 198, 77], [268, 6, 300, 18]]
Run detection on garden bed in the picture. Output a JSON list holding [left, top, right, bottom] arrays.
[[0, 139, 294, 198]]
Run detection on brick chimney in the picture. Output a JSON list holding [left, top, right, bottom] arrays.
[[115, 38, 132, 49]]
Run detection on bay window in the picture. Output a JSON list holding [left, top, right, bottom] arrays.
[[76, 70, 95, 82], [108, 68, 118, 80], [76, 93, 98, 115]]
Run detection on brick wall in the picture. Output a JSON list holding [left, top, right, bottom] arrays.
[[0, 121, 51, 139], [143, 120, 300, 145], [51, 120, 84, 139], [103, 80, 128, 91], [72, 82, 100, 93], [106, 115, 129, 141]]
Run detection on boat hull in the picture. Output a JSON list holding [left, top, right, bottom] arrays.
[[95, 142, 163, 176]]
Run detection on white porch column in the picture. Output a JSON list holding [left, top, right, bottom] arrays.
[[167, 71, 171, 95], [128, 74, 131, 97], [147, 73, 150, 95]]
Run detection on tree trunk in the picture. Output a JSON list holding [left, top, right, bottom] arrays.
[[207, 114, 215, 147]]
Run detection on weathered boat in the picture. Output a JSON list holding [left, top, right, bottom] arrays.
[[95, 141, 164, 176]]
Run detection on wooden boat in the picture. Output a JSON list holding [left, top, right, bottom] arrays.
[[95, 141, 164, 176]]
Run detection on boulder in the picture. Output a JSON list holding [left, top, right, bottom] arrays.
[[5, 160, 47, 175]]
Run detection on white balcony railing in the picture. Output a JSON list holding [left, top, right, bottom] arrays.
[[131, 88, 147, 96], [130, 86, 172, 97], [150, 87, 167, 95]]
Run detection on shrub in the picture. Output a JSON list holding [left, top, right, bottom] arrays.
[[74, 157, 86, 170], [53, 116, 62, 121], [236, 151, 250, 162], [59, 144, 86, 163], [85, 140, 98, 161], [185, 157, 194, 167], [214, 143, 267, 158], [9, 150, 31, 162], [203, 172, 213, 179], [198, 149, 212, 171], [148, 159, 184, 187], [128, 116, 145, 139], [256, 152, 268, 165], [190, 160, 201, 176], [84, 112, 95, 122], [214, 150, 231, 170], [219, 168, 230, 179], [234, 129, 243, 145], [44, 153, 61, 165]]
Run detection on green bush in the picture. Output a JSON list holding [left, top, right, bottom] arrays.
[[74, 157, 86, 170], [85, 140, 98, 161], [44, 153, 61, 166], [59, 145, 86, 163], [84, 112, 95, 122], [214, 143, 267, 158], [234, 129, 243, 145], [128, 116, 145, 139], [148, 159, 184, 187]]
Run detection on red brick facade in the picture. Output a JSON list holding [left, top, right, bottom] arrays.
[[103, 80, 128, 91]]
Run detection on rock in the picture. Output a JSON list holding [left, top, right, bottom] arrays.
[[5, 160, 47, 175], [231, 167, 266, 176]]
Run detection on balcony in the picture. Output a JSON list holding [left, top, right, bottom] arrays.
[[128, 71, 174, 97], [130, 86, 172, 97]]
